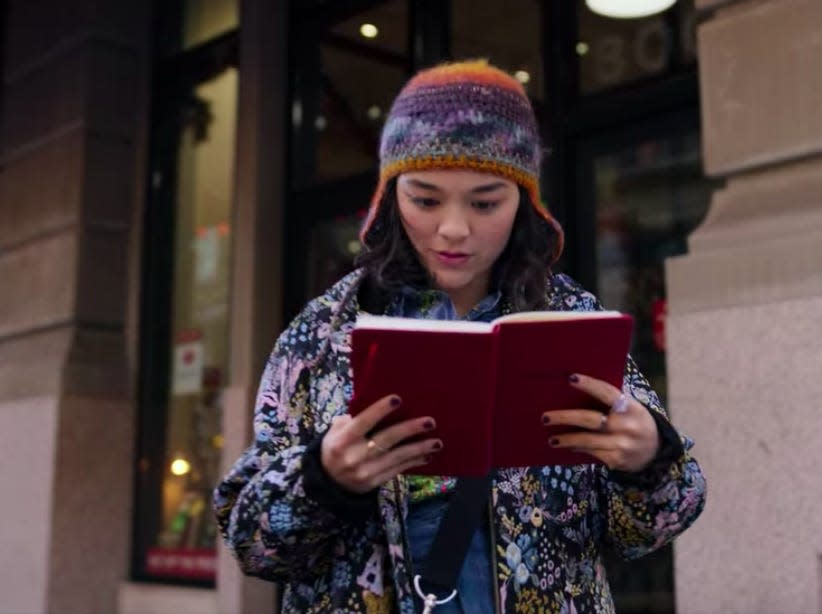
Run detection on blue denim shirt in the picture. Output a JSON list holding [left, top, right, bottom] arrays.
[[388, 287, 501, 614]]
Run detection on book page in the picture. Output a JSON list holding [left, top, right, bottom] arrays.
[[354, 313, 492, 333], [492, 310, 623, 325]]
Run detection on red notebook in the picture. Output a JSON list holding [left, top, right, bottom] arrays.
[[349, 311, 634, 476]]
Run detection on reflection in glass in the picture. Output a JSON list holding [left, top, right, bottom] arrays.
[[307, 212, 365, 300], [593, 131, 714, 612], [452, 0, 544, 101], [577, 0, 696, 95], [183, 0, 238, 49], [146, 67, 238, 582], [594, 132, 710, 400], [331, 1, 407, 55], [316, 46, 408, 181], [292, 0, 410, 186]]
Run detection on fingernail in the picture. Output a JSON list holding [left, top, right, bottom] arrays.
[[541, 414, 550, 425], [432, 440, 443, 451], [568, 374, 580, 383], [390, 395, 402, 408], [423, 419, 435, 431], [549, 438, 560, 446]]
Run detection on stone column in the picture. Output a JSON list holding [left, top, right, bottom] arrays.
[[668, 1, 822, 612], [0, 2, 150, 613]]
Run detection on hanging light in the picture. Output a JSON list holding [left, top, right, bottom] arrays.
[[170, 457, 191, 476], [514, 70, 531, 85], [366, 105, 382, 121], [586, 0, 676, 19], [359, 23, 378, 39]]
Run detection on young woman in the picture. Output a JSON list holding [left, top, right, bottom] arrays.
[[214, 60, 706, 614]]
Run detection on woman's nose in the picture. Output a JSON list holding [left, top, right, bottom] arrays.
[[437, 205, 470, 240]]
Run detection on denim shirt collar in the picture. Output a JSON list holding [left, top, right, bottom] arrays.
[[388, 286, 503, 323]]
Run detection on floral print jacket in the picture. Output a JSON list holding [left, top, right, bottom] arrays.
[[213, 269, 706, 614]]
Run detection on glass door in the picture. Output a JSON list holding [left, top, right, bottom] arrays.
[[135, 3, 239, 584], [286, 0, 413, 318]]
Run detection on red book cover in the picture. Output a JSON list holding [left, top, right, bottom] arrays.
[[349, 311, 633, 476]]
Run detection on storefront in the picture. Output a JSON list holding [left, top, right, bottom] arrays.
[[5, 0, 819, 613], [131, 1, 710, 611]]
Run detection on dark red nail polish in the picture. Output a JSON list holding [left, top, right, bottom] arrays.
[[390, 396, 402, 408], [568, 374, 580, 383], [423, 419, 435, 430], [541, 415, 550, 425], [432, 440, 443, 451], [549, 438, 560, 446], [423, 455, 433, 463]]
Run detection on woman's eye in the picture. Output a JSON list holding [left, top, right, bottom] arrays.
[[472, 201, 499, 211], [412, 197, 439, 208]]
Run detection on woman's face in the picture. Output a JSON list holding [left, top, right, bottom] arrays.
[[396, 169, 520, 313]]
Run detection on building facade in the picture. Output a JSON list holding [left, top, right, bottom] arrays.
[[0, 1, 820, 613]]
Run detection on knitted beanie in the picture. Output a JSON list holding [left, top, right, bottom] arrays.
[[360, 59, 563, 258]]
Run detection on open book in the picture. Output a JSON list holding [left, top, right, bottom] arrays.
[[349, 310, 634, 476]]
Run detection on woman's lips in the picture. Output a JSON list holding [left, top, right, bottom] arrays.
[[434, 251, 470, 265]]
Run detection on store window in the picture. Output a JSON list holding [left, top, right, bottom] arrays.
[[315, 45, 408, 182], [291, 0, 410, 187], [593, 131, 712, 397], [146, 67, 237, 582], [289, 0, 411, 312], [452, 0, 543, 101], [577, 0, 697, 95], [136, 3, 238, 584]]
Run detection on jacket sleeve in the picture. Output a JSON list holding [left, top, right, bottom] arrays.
[[212, 321, 374, 582], [548, 273, 706, 560], [599, 356, 707, 560]]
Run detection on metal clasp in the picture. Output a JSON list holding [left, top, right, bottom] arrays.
[[414, 574, 457, 613]]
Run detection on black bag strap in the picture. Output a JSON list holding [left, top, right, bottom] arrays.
[[415, 474, 492, 600]]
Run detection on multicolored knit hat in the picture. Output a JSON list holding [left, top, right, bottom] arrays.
[[360, 59, 563, 258]]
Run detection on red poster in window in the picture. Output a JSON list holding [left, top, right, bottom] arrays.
[[172, 329, 204, 396], [652, 298, 666, 352], [146, 547, 216, 581]]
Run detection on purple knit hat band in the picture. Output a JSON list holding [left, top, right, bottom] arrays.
[[380, 82, 541, 177]]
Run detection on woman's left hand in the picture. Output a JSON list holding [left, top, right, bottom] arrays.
[[542, 373, 660, 473]]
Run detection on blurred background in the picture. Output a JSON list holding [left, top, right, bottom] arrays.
[[1, 1, 821, 613]]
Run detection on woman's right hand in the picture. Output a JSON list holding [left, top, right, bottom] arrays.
[[321, 395, 442, 494]]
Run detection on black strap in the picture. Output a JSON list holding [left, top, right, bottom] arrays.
[[417, 474, 492, 595]]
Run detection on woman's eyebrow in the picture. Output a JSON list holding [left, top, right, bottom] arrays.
[[470, 182, 507, 194], [404, 179, 508, 193], [404, 179, 441, 191]]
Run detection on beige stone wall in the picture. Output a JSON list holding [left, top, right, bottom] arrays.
[[0, 1, 150, 612], [669, 0, 822, 612]]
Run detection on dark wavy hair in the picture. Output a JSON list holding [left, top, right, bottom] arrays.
[[357, 178, 563, 312]]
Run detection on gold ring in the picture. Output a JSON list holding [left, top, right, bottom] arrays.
[[598, 413, 608, 432], [366, 438, 389, 454]]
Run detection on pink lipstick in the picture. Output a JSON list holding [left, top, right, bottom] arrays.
[[435, 251, 470, 265]]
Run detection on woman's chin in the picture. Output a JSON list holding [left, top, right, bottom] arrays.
[[430, 270, 483, 297]]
